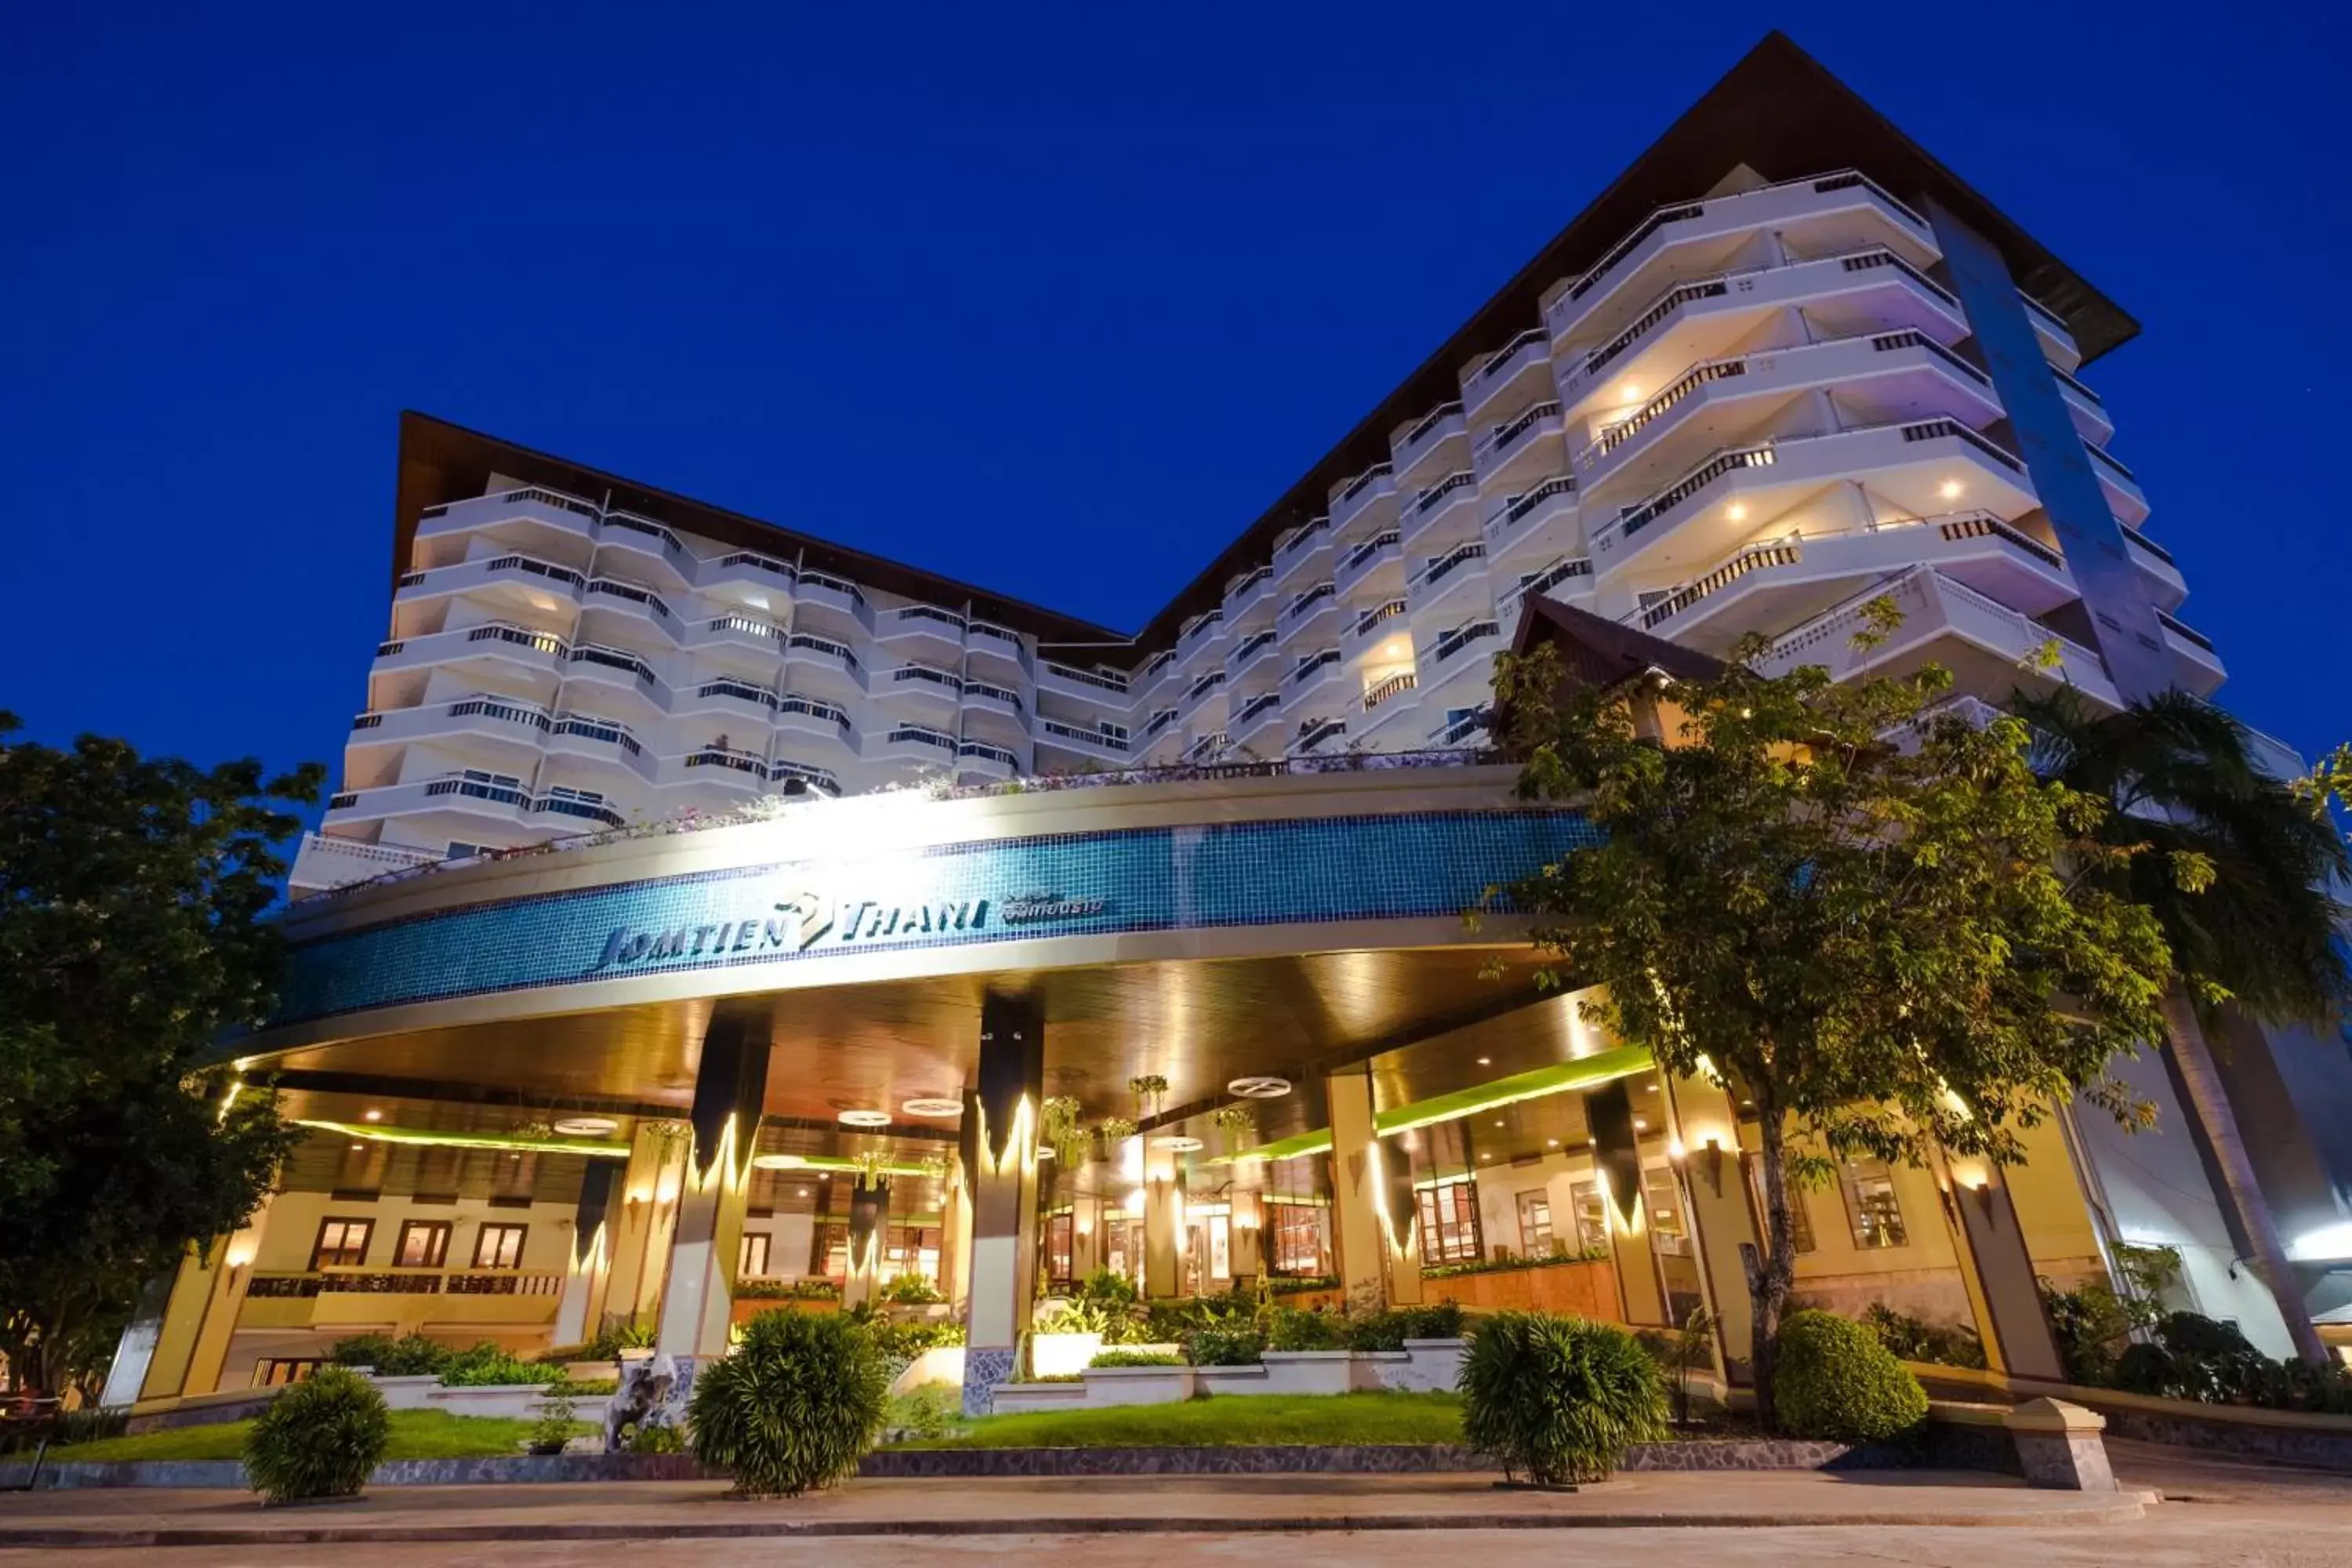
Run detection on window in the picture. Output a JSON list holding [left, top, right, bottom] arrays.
[[544, 785, 605, 805], [310, 1218, 373, 1269], [445, 841, 483, 860], [394, 1221, 450, 1269], [1568, 1180, 1610, 1253], [1839, 1161, 1908, 1249], [1269, 1203, 1324, 1276], [473, 1223, 528, 1269], [1516, 1192, 1555, 1255], [738, 1232, 771, 1278], [459, 768, 522, 788], [1207, 1212, 1232, 1282], [251, 1359, 325, 1388], [1415, 1179, 1482, 1265], [1044, 1212, 1074, 1290], [1644, 1168, 1691, 1258]]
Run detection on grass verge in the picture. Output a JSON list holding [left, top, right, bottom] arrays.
[[890, 1391, 1465, 1449], [46, 1409, 569, 1465]]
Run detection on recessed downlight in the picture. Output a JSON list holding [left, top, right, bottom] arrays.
[[552, 1116, 619, 1138], [900, 1097, 964, 1119], [1152, 1135, 1205, 1152], [837, 1109, 891, 1128], [1226, 1076, 1292, 1100], [752, 1153, 808, 1171], [362, 1109, 383, 1123]]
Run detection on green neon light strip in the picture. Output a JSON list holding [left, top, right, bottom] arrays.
[[299, 1120, 632, 1159], [754, 1154, 941, 1178], [1209, 1044, 1656, 1167]]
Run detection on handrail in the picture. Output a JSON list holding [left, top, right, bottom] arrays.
[[1870, 328, 1987, 387], [1363, 670, 1418, 709], [1343, 531, 1402, 571], [2051, 362, 2105, 408], [884, 724, 958, 752], [1042, 659, 1131, 694], [778, 695, 852, 731], [1408, 472, 1475, 517], [714, 550, 795, 582], [1185, 670, 1227, 702], [1477, 401, 1563, 461], [1432, 619, 1501, 665], [697, 677, 779, 710], [1039, 718, 1131, 752], [964, 679, 1023, 711], [445, 695, 553, 731], [958, 740, 1021, 767], [1282, 582, 1338, 622], [2119, 524, 2175, 567], [587, 577, 673, 620], [1472, 328, 1548, 383], [1900, 418, 2022, 474], [787, 631, 861, 671], [892, 603, 969, 634], [2157, 610, 2216, 653], [1226, 564, 1272, 601], [1336, 463, 1393, 506], [1410, 540, 1486, 593], [466, 622, 568, 656], [554, 715, 643, 755], [1235, 691, 1281, 727], [1352, 599, 1407, 638], [2084, 442, 2137, 482], [891, 662, 964, 692], [1275, 517, 1331, 561], [570, 644, 660, 685], [1638, 542, 1802, 630], [1287, 648, 1341, 685], [1399, 401, 1464, 451], [706, 613, 786, 641], [601, 511, 687, 560], [768, 760, 842, 795], [1294, 718, 1348, 752], [1232, 629, 1278, 666]]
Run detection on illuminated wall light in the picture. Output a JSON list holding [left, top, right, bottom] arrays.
[[1726, 503, 1748, 522], [362, 1109, 383, 1123], [1938, 479, 1964, 500]]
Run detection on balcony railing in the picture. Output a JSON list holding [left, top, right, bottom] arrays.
[[891, 604, 968, 636], [463, 622, 568, 657], [1275, 517, 1331, 563], [1497, 556, 1592, 621], [1430, 710, 1490, 747], [1287, 648, 1341, 687], [959, 740, 1021, 768], [1282, 583, 1338, 624], [884, 724, 958, 754], [1432, 619, 1501, 666], [554, 715, 643, 756], [1335, 463, 1392, 507], [1342, 531, 1402, 572], [1235, 691, 1281, 728], [696, 677, 779, 711], [706, 613, 786, 642], [1612, 444, 1777, 542], [1476, 401, 1562, 464], [686, 746, 766, 776], [601, 511, 688, 562], [249, 1269, 564, 1298], [2051, 362, 2105, 408], [445, 695, 554, 732], [1406, 471, 1475, 521], [2158, 610, 2216, 653], [1472, 328, 1548, 387], [964, 679, 1023, 712], [586, 578, 673, 622], [713, 550, 795, 584], [1232, 629, 1278, 669], [419, 485, 600, 524], [1352, 599, 1407, 638], [1410, 540, 1486, 594], [1363, 670, 1418, 710], [1294, 718, 1348, 753], [1901, 417, 2022, 474], [891, 663, 964, 694], [778, 695, 853, 732], [2120, 524, 2175, 567], [1038, 718, 1131, 753], [1185, 670, 1227, 703], [1181, 610, 1225, 649], [787, 631, 861, 671], [1636, 542, 1802, 630], [1042, 659, 1131, 694], [768, 760, 841, 795], [570, 645, 661, 686]]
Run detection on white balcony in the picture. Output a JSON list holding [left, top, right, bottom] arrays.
[[967, 619, 1029, 677], [775, 694, 858, 751], [2051, 365, 2114, 446], [689, 612, 792, 662], [373, 622, 568, 691], [2119, 524, 2187, 611], [1356, 670, 1422, 742], [1461, 328, 1553, 424], [1038, 659, 1133, 706], [415, 486, 601, 563], [579, 576, 684, 643], [2158, 611, 2225, 696], [1480, 477, 1580, 574], [1544, 169, 1938, 347], [1036, 717, 1133, 763], [1391, 402, 1468, 486], [876, 662, 964, 714], [347, 695, 554, 763], [956, 739, 1024, 782], [701, 549, 800, 611], [1224, 565, 1275, 628], [1333, 530, 1404, 601], [1555, 246, 1969, 421], [1176, 610, 1230, 670], [872, 724, 961, 768], [563, 645, 673, 718], [1271, 516, 1335, 595], [1329, 463, 1396, 542], [783, 631, 866, 698], [1276, 581, 1341, 646], [1290, 717, 1351, 757], [395, 553, 586, 614], [324, 775, 538, 835], [1406, 540, 1490, 622], [677, 676, 782, 728], [1279, 648, 1345, 712], [1417, 617, 1503, 699], [1397, 470, 1481, 554], [287, 832, 445, 895], [2085, 443, 2149, 528], [594, 511, 696, 592], [1495, 555, 1595, 626], [877, 603, 970, 655], [1341, 597, 1412, 664], [2020, 292, 2083, 375], [1180, 668, 1229, 722], [1227, 627, 1280, 685], [660, 747, 768, 800], [1472, 401, 1566, 491], [546, 713, 657, 781], [793, 570, 870, 630], [1230, 690, 1285, 750], [1428, 708, 1491, 750], [1574, 328, 2003, 506], [961, 677, 1025, 723], [1631, 512, 2076, 654], [1588, 418, 2038, 583], [1755, 567, 2120, 710]]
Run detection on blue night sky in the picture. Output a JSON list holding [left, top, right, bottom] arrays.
[[5, 4, 2346, 809]]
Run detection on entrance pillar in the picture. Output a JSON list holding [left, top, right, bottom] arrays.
[[655, 1011, 770, 1362], [840, 1177, 891, 1310], [1588, 1082, 1668, 1326], [1933, 1151, 2067, 1381], [553, 1162, 620, 1347], [938, 1156, 971, 1312], [1327, 1065, 1420, 1310], [130, 1196, 274, 1403], [961, 990, 1044, 1416], [605, 1121, 691, 1333], [1142, 1142, 1186, 1298], [1228, 1192, 1264, 1287], [1071, 1195, 1103, 1282], [1665, 1073, 1761, 1377]]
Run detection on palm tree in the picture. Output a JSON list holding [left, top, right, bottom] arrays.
[[2016, 688, 2348, 1365]]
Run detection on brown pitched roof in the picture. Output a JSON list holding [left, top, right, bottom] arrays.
[[1511, 596, 1726, 691]]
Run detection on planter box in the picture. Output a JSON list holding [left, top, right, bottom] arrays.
[[730, 1295, 838, 1325], [1029, 1331, 1104, 1379], [426, 1384, 611, 1422], [1258, 1351, 1365, 1396], [890, 1345, 966, 1396], [1377, 1338, 1466, 1393], [362, 1374, 444, 1411], [1423, 1258, 1619, 1319], [1193, 1363, 1274, 1395], [987, 1381, 1091, 1415], [1079, 1364, 1196, 1406]]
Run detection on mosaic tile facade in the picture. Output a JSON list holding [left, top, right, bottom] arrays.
[[272, 808, 1599, 1026]]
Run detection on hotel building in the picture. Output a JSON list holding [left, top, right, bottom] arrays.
[[111, 34, 2350, 1417]]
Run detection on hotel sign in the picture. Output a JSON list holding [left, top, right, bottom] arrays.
[[589, 887, 1111, 974]]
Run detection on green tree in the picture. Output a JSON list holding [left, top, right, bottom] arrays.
[[2015, 690, 2350, 1366], [1490, 620, 2175, 1425], [0, 712, 321, 1397]]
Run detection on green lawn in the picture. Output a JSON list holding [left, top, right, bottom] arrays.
[[891, 1392, 1465, 1449], [51, 1409, 564, 1465]]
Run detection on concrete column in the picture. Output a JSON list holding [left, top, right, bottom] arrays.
[[1327, 1065, 1389, 1312], [961, 990, 1044, 1416], [140, 1196, 274, 1400], [1588, 1083, 1668, 1326], [605, 1121, 691, 1332], [1228, 1192, 1264, 1287], [655, 1011, 770, 1362], [1665, 1075, 1761, 1377], [840, 1177, 891, 1310], [1142, 1141, 1185, 1298], [1936, 1151, 2067, 1381], [552, 1161, 620, 1347], [1070, 1194, 1103, 1282], [938, 1156, 971, 1312]]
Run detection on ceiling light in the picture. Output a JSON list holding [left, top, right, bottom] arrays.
[[1493, 1120, 1504, 1128], [1632, 1118, 1649, 1131], [1644, 1084, 1658, 1094], [1726, 503, 1748, 522], [1228, 1076, 1292, 1100], [752, 1153, 810, 1171], [1475, 1057, 1492, 1066], [552, 1116, 618, 1137], [1547, 1138, 1561, 1148], [1036, 1145, 1055, 1160], [837, 1109, 891, 1128], [1619, 384, 1641, 404], [1152, 1135, 1205, 1152], [1938, 480, 1963, 500], [362, 1109, 383, 1123], [796, 1187, 810, 1197], [1479, 1152, 1493, 1161], [350, 1142, 364, 1151], [900, 1098, 964, 1119]]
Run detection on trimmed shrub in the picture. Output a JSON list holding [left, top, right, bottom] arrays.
[[689, 1308, 890, 1497], [1089, 1349, 1186, 1368], [243, 1367, 392, 1504], [1772, 1310, 1928, 1442], [437, 1341, 567, 1387], [1183, 1325, 1266, 1367], [1266, 1306, 1347, 1351], [1460, 1312, 1668, 1485], [1861, 1303, 1987, 1370], [1347, 1301, 1465, 1349], [328, 1332, 449, 1377]]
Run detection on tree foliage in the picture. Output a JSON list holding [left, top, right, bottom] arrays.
[[1490, 620, 2176, 1424], [0, 712, 321, 1396]]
